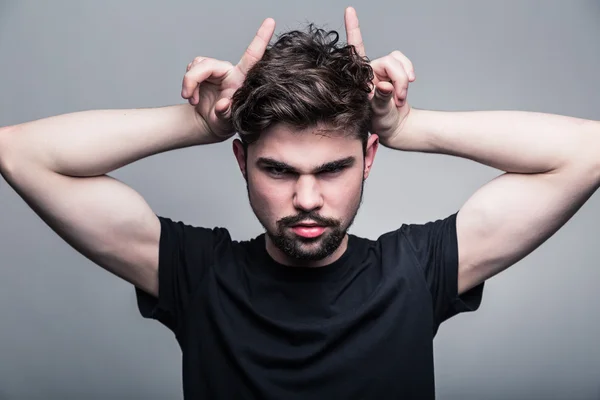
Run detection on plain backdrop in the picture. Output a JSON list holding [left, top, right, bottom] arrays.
[[1, 1, 599, 399]]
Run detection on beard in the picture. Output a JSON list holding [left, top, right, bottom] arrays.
[[247, 180, 364, 262]]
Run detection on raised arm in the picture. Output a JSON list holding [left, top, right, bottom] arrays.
[[0, 17, 276, 297], [396, 109, 600, 294], [0, 105, 209, 297], [344, 7, 600, 295]]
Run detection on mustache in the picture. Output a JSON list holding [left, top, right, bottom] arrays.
[[278, 212, 339, 227]]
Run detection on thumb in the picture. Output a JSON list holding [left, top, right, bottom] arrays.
[[215, 98, 232, 120], [371, 82, 395, 115]]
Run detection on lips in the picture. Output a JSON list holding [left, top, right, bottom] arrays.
[[291, 220, 325, 227], [292, 223, 322, 228], [290, 223, 327, 238]]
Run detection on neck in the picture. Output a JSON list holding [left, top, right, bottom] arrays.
[[265, 234, 349, 267]]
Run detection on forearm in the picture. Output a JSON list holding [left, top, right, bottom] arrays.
[[0, 104, 217, 177], [394, 108, 600, 174]]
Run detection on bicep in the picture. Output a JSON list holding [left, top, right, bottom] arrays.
[[3, 162, 161, 297], [456, 164, 599, 294]]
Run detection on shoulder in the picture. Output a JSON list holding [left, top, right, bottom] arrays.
[[156, 216, 262, 259], [350, 213, 459, 272], [378, 213, 458, 250], [157, 215, 231, 244]]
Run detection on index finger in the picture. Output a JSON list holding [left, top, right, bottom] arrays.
[[237, 18, 276, 74], [345, 7, 366, 57]]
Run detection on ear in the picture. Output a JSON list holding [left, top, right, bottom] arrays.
[[232, 139, 247, 179], [363, 134, 379, 180]]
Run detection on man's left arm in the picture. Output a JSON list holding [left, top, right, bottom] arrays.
[[342, 7, 600, 295], [392, 109, 600, 295]]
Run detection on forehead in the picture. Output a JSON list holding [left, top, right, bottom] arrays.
[[249, 124, 362, 165]]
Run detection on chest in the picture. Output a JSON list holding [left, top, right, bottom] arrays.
[[178, 262, 436, 399]]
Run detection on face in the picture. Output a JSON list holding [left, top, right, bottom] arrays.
[[233, 123, 379, 266]]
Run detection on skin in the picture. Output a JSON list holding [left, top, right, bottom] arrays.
[[1, 7, 599, 306], [232, 124, 378, 267], [341, 7, 600, 297]]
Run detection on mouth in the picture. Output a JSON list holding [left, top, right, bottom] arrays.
[[291, 221, 323, 227], [290, 222, 327, 238]]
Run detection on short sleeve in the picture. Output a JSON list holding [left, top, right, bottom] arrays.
[[401, 212, 484, 334], [135, 216, 231, 336]]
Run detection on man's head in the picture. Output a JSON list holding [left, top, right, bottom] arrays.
[[230, 25, 379, 265]]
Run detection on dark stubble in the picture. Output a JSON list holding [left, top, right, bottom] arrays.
[[248, 181, 364, 261]]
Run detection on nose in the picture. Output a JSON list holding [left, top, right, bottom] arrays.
[[292, 175, 323, 212]]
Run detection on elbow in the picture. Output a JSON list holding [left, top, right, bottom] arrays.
[[0, 125, 16, 175], [565, 121, 600, 185], [0, 124, 25, 180], [588, 122, 600, 185]]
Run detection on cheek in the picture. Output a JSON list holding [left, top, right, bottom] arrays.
[[322, 174, 363, 209], [250, 170, 363, 217], [249, 175, 293, 216]]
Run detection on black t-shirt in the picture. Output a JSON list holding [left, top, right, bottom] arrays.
[[136, 212, 484, 399]]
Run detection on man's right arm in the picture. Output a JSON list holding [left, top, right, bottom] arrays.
[[0, 17, 276, 299], [0, 104, 219, 297]]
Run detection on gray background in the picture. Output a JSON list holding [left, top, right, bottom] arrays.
[[1, 0, 599, 399]]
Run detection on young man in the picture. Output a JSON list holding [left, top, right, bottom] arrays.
[[0, 7, 598, 399]]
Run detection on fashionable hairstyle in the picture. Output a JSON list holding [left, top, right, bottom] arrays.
[[230, 24, 374, 153]]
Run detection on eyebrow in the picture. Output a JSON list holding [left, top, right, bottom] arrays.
[[256, 156, 356, 174]]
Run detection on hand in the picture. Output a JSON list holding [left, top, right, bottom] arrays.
[[181, 18, 276, 141], [344, 8, 416, 148]]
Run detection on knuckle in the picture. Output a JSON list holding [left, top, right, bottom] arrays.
[[192, 57, 211, 67]]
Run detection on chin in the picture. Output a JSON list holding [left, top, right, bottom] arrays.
[[271, 230, 346, 262]]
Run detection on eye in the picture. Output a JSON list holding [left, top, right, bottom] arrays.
[[319, 167, 344, 176], [267, 167, 290, 177]]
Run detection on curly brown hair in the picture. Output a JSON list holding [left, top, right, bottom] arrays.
[[231, 24, 374, 153]]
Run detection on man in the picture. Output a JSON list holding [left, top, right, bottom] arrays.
[[0, 6, 598, 399]]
